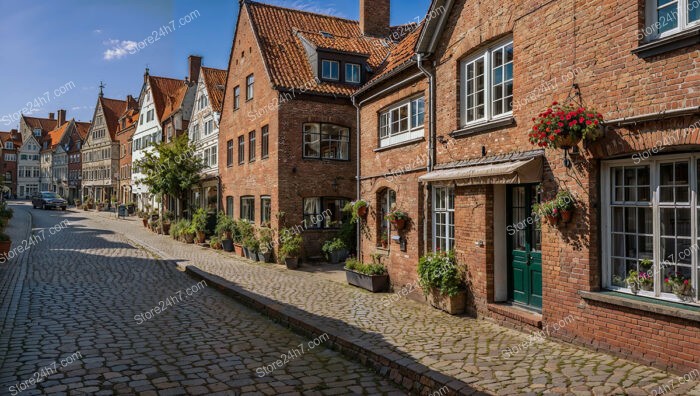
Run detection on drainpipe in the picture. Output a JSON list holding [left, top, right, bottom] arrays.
[[352, 97, 362, 258], [416, 54, 436, 255]]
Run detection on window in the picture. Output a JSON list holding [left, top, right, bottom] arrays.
[[303, 197, 349, 229], [249, 131, 256, 162], [379, 97, 425, 147], [208, 146, 217, 167], [226, 139, 234, 166], [345, 63, 361, 83], [5, 142, 13, 149], [226, 196, 234, 217], [645, 0, 700, 39], [198, 94, 208, 111], [139, 114, 143, 125], [433, 187, 455, 251], [303, 123, 349, 160], [602, 156, 700, 304], [146, 109, 154, 122], [33, 128, 41, 137], [461, 38, 513, 126], [378, 189, 396, 248], [4, 154, 16, 161], [261, 196, 271, 225], [233, 86, 240, 110], [20, 154, 27, 160], [321, 60, 339, 80], [204, 119, 213, 136], [261, 125, 269, 159], [238, 136, 245, 165], [240, 196, 255, 222], [246, 75, 254, 100]]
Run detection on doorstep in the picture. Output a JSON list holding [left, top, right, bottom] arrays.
[[487, 302, 543, 329]]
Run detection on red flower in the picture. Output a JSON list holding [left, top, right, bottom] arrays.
[[586, 120, 592, 125], [552, 101, 558, 105], [558, 122, 564, 127], [579, 117, 585, 123], [549, 135, 555, 141], [684, 279, 689, 285]]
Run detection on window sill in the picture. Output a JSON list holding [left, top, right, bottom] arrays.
[[450, 117, 515, 138], [579, 290, 700, 323], [374, 137, 425, 152], [632, 26, 700, 58]]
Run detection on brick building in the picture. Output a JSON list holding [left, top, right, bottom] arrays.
[[116, 98, 139, 205], [218, 1, 392, 258], [354, 0, 699, 374], [0, 130, 21, 197]]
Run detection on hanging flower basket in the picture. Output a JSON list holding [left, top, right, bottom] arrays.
[[385, 207, 409, 231], [529, 102, 604, 149], [533, 189, 576, 228]]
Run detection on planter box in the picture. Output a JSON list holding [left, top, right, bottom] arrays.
[[285, 257, 299, 269], [328, 249, 349, 264], [426, 289, 467, 315], [222, 239, 234, 252], [345, 269, 389, 293]]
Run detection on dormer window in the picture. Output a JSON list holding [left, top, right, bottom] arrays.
[[321, 60, 339, 81], [345, 63, 361, 84], [33, 128, 41, 137], [5, 142, 13, 149]]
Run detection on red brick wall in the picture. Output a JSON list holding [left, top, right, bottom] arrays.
[[425, 0, 700, 373]]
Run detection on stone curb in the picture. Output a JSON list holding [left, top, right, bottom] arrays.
[[184, 265, 487, 396]]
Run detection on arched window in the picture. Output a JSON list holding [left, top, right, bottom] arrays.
[[377, 188, 396, 249]]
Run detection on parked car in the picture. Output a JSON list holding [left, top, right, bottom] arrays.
[[32, 192, 67, 211]]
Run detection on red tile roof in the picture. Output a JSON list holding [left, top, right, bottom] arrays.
[[201, 67, 227, 113], [22, 115, 58, 135], [43, 121, 71, 150], [244, 1, 392, 97], [99, 97, 128, 140], [149, 76, 189, 123], [75, 121, 91, 140]]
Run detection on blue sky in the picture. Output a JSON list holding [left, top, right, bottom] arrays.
[[0, 0, 431, 129]]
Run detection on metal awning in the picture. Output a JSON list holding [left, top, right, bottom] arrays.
[[418, 157, 543, 186]]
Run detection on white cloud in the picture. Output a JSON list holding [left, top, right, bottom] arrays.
[[93, 29, 103, 34], [102, 39, 137, 60]]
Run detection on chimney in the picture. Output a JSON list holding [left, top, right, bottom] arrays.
[[188, 55, 202, 83], [48, 112, 55, 120], [57, 109, 66, 126], [360, 0, 390, 37], [144, 67, 150, 84]]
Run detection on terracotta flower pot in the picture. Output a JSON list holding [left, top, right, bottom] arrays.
[[546, 214, 559, 226], [196, 231, 206, 244], [142, 219, 148, 227], [234, 243, 244, 256], [357, 206, 368, 218], [560, 209, 573, 223], [184, 234, 195, 244], [392, 219, 406, 230]]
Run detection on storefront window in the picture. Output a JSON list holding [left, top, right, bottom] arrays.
[[604, 157, 699, 303]]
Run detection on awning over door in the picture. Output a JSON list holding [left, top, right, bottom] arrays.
[[418, 156, 543, 186]]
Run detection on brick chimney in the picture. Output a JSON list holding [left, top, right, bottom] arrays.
[[57, 109, 66, 126], [360, 0, 390, 37], [188, 55, 202, 83], [48, 112, 55, 120]]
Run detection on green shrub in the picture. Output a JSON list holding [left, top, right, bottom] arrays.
[[279, 229, 302, 260], [244, 235, 260, 253], [322, 238, 347, 258], [259, 227, 274, 252], [236, 219, 254, 242], [215, 213, 237, 239], [344, 257, 387, 276], [191, 208, 208, 233], [417, 250, 463, 297]]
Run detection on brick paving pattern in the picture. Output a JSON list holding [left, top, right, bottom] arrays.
[[0, 204, 405, 395], [81, 208, 700, 396]]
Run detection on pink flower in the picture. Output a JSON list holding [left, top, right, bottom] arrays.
[[684, 279, 689, 285]]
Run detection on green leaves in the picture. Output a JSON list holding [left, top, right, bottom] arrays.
[[417, 250, 463, 297]]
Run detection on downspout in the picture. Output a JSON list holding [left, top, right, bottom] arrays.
[[416, 53, 436, 255], [352, 96, 361, 258]]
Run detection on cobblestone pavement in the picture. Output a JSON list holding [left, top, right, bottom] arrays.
[[79, 208, 700, 396], [0, 203, 405, 396]]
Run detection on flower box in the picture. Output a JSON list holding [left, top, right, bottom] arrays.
[[426, 289, 467, 315], [345, 269, 389, 293]]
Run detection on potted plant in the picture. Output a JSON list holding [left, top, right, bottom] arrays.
[[139, 211, 149, 227], [346, 200, 368, 223], [528, 101, 605, 149], [258, 227, 274, 262], [532, 200, 559, 225], [665, 271, 695, 302], [160, 211, 174, 235], [192, 208, 208, 243], [380, 232, 389, 248], [418, 250, 466, 315], [0, 231, 10, 256], [181, 220, 195, 244], [555, 190, 576, 223], [344, 257, 389, 292], [170, 219, 184, 241], [322, 238, 349, 264], [237, 220, 254, 257], [210, 236, 223, 250], [215, 213, 236, 252], [75, 198, 81, 207], [279, 229, 302, 269], [244, 235, 261, 261], [83, 204, 89, 211], [385, 206, 409, 230]]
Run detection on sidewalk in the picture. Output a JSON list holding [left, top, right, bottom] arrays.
[[85, 210, 700, 396]]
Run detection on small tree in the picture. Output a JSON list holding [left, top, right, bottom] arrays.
[[135, 134, 204, 218]]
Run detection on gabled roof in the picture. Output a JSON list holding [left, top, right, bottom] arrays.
[[244, 1, 392, 97], [149, 76, 189, 123], [43, 121, 71, 150], [416, 0, 454, 56], [201, 67, 227, 113], [21, 115, 57, 134], [0, 131, 21, 148], [99, 97, 128, 140], [75, 121, 91, 140]]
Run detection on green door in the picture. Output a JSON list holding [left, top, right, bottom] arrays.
[[507, 185, 542, 309]]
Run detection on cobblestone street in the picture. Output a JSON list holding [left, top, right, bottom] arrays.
[[0, 203, 405, 395], [71, 206, 700, 396]]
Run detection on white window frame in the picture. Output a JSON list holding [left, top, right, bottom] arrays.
[[644, 0, 700, 41], [246, 74, 255, 100], [379, 96, 425, 148], [345, 63, 361, 84], [460, 37, 513, 127], [5, 142, 13, 149], [432, 186, 455, 252], [602, 154, 700, 305], [321, 60, 339, 81]]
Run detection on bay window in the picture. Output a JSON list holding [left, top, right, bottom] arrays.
[[302, 123, 349, 160], [603, 156, 700, 304], [461, 38, 513, 126], [644, 0, 700, 39], [379, 97, 425, 147], [433, 187, 455, 251]]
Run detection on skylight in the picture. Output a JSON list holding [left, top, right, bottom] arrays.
[[320, 31, 334, 38]]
